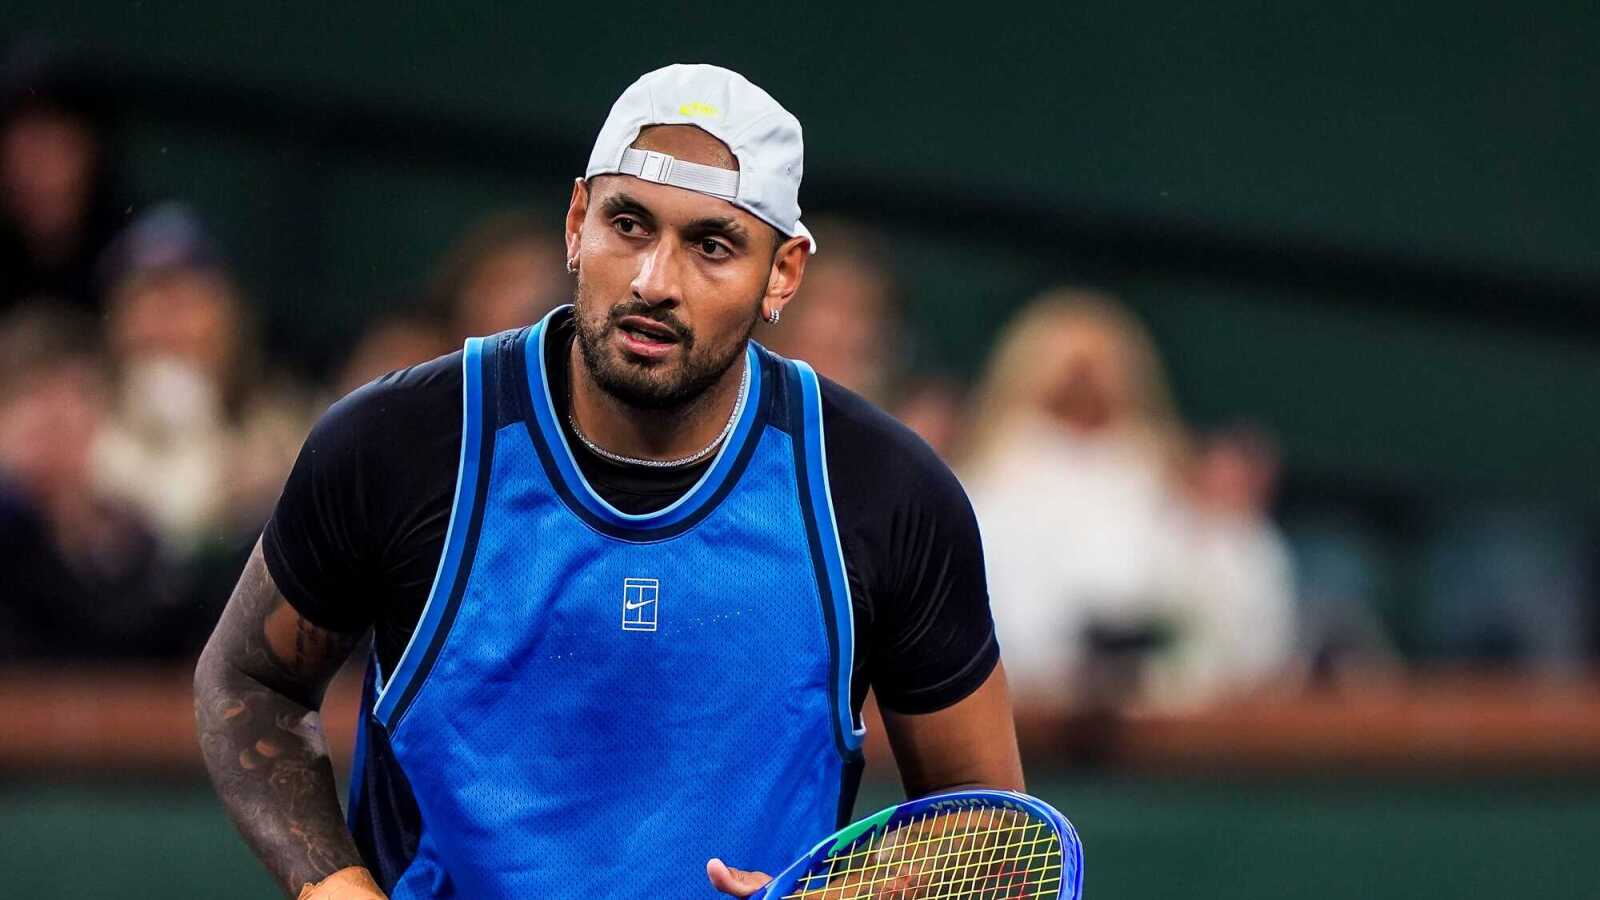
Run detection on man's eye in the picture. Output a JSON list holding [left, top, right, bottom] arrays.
[[614, 217, 642, 235], [699, 239, 729, 257]]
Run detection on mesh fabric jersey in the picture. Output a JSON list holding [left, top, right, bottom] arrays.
[[346, 308, 864, 898]]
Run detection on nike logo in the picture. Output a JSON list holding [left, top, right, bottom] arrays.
[[621, 577, 661, 632]]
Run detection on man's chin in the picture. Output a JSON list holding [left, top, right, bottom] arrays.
[[597, 380, 691, 411], [576, 324, 734, 412], [592, 360, 690, 410]]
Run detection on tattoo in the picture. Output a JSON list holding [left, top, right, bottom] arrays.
[[195, 541, 367, 896]]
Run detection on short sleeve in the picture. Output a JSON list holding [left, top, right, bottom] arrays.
[[262, 352, 463, 633], [868, 461, 998, 714], [821, 380, 999, 716]]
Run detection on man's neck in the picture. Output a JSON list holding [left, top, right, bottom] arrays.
[[566, 340, 747, 462]]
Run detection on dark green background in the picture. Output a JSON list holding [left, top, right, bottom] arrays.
[[6, 775, 1593, 898], [3, 11, 1595, 897], [5, 1, 1598, 503], [10, 3, 1598, 275]]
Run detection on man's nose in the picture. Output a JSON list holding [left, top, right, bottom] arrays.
[[630, 237, 684, 307]]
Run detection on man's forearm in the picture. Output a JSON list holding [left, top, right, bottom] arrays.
[[882, 663, 1026, 800], [195, 649, 364, 895], [194, 543, 369, 897]]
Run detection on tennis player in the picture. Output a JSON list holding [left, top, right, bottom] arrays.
[[195, 64, 1022, 899]]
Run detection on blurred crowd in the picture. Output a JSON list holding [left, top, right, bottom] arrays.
[[2, 50, 1593, 712]]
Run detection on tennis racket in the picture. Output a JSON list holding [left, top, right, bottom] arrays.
[[754, 789, 1083, 899]]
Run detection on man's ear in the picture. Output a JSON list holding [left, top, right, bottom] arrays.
[[763, 234, 811, 321], [564, 178, 589, 267]]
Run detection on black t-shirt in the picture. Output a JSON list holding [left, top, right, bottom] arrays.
[[263, 319, 996, 715]]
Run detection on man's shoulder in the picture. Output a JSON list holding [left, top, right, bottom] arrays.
[[265, 347, 467, 631], [812, 374, 962, 500], [305, 349, 465, 467], [328, 350, 464, 435]]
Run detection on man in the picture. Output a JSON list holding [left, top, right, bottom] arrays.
[[195, 64, 1021, 900]]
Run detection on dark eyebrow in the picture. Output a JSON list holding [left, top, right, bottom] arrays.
[[682, 216, 751, 251], [600, 192, 655, 224], [601, 191, 752, 251]]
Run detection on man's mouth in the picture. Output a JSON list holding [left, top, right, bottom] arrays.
[[614, 314, 684, 359], [617, 315, 681, 343]]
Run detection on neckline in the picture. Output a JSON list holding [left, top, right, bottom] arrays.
[[523, 306, 766, 532]]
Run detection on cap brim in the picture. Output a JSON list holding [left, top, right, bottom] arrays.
[[794, 220, 817, 255]]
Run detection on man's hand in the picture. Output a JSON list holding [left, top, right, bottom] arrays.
[[707, 858, 772, 897], [297, 866, 387, 899]]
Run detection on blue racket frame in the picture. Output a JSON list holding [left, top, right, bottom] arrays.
[[755, 789, 1084, 899]]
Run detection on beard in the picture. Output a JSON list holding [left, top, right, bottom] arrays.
[[572, 292, 756, 412]]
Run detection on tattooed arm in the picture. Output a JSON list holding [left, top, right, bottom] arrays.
[[194, 540, 369, 897]]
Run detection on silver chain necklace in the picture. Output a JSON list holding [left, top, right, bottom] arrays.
[[567, 358, 749, 469]]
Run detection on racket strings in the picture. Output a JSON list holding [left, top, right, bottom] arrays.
[[791, 825, 1059, 900], [798, 808, 979, 896], [904, 820, 1060, 900], [807, 808, 1022, 878], [903, 808, 1044, 899], [923, 814, 1057, 899], [782, 807, 1063, 899], [933, 823, 1060, 899]]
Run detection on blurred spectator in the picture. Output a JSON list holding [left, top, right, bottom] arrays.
[[430, 210, 565, 342], [335, 308, 452, 398], [758, 218, 899, 404], [763, 219, 971, 456], [890, 375, 968, 461], [1419, 505, 1591, 674], [0, 46, 132, 314], [1160, 427, 1299, 706], [1287, 513, 1403, 684], [0, 305, 181, 660], [91, 204, 311, 558], [962, 289, 1298, 711]]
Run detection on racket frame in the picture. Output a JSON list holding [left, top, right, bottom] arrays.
[[754, 788, 1083, 899]]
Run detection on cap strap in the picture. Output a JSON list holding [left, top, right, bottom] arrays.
[[618, 148, 740, 200]]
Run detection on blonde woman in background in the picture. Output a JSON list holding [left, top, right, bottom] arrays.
[[962, 289, 1298, 712]]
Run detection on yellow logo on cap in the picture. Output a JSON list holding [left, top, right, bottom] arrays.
[[678, 101, 720, 118]]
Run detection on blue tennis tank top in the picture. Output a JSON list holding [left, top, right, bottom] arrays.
[[346, 308, 866, 898]]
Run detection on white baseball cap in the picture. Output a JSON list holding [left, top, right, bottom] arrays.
[[585, 63, 816, 254]]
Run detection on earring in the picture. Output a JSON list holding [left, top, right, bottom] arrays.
[[565, 257, 578, 274], [765, 308, 781, 325]]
